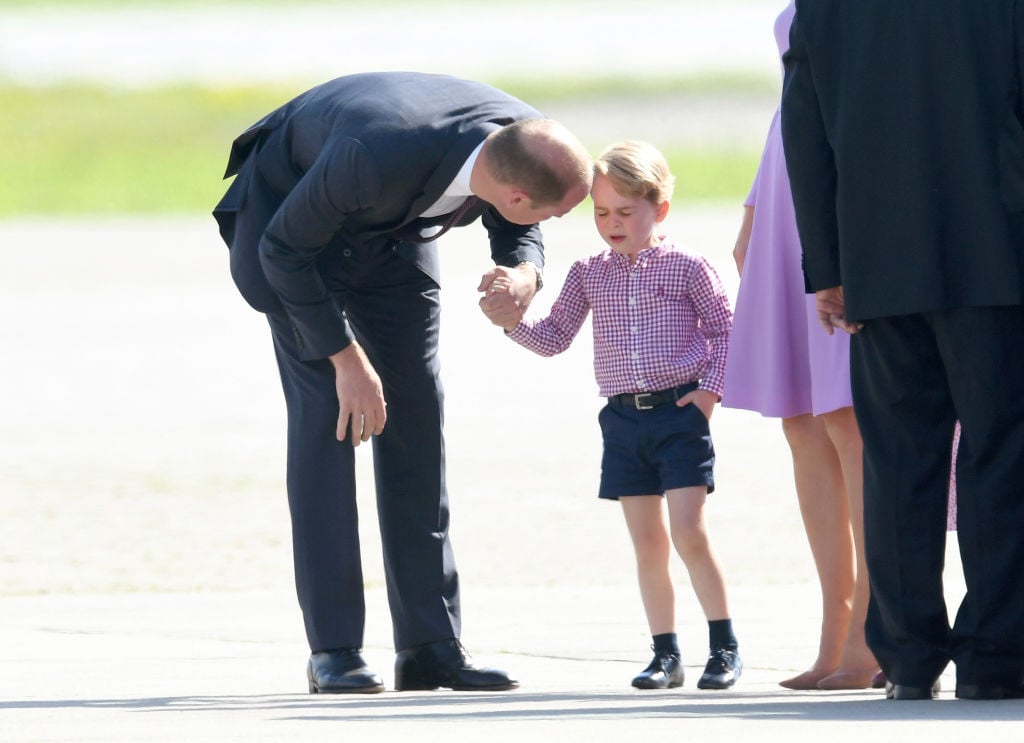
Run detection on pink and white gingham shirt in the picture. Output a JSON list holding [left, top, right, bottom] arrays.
[[508, 237, 733, 398]]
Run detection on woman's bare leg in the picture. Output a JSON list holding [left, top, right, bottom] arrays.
[[816, 406, 880, 689], [779, 414, 857, 689]]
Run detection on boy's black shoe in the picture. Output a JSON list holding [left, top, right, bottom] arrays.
[[697, 647, 742, 689], [631, 649, 685, 689]]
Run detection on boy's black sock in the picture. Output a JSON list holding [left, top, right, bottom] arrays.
[[652, 632, 680, 656], [708, 619, 738, 651]]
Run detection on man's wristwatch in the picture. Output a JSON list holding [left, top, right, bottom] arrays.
[[516, 260, 544, 291]]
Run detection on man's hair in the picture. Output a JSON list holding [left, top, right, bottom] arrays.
[[486, 119, 591, 206], [595, 140, 675, 205]]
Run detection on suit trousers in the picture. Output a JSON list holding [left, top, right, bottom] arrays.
[[850, 305, 1024, 687], [266, 242, 461, 653]]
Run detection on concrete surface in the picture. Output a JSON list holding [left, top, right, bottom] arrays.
[[1, 212, 1015, 742]]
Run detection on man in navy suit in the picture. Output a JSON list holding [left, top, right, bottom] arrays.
[[213, 72, 592, 693], [782, 2, 1024, 700]]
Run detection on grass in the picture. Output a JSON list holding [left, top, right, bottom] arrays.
[[0, 79, 765, 217], [1, 84, 292, 216]]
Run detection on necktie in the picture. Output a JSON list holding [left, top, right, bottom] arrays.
[[394, 196, 479, 244]]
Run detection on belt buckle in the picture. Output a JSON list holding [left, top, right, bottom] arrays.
[[634, 393, 655, 411]]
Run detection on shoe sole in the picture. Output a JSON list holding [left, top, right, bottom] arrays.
[[631, 679, 684, 690], [955, 684, 1024, 700], [308, 683, 385, 694], [885, 682, 939, 700], [697, 679, 739, 690]]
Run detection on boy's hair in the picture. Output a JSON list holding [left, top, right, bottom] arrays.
[[594, 140, 675, 205]]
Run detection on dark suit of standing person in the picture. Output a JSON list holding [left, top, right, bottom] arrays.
[[782, 1, 1024, 701], [212, 72, 592, 693]]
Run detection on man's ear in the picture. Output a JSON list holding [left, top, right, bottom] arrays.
[[506, 188, 530, 208]]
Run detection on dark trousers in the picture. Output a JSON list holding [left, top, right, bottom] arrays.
[[266, 243, 461, 653], [851, 306, 1024, 687]]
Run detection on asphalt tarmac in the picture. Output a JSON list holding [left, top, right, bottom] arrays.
[[1, 213, 1013, 742]]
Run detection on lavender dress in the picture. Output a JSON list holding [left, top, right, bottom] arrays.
[[722, 1, 853, 418]]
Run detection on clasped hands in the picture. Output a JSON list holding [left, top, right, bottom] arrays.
[[477, 263, 537, 332]]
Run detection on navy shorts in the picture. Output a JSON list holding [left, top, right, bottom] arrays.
[[597, 383, 716, 500]]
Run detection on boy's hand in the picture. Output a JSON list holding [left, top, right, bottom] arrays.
[[478, 269, 527, 330], [677, 388, 718, 421]]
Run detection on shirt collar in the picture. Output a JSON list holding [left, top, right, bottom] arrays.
[[611, 237, 669, 266], [450, 141, 484, 197], [419, 141, 484, 218]]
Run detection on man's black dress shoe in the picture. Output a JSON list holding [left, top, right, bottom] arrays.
[[307, 649, 385, 694], [394, 639, 518, 691], [631, 650, 685, 689], [884, 679, 940, 700], [697, 647, 742, 689], [955, 683, 1024, 700]]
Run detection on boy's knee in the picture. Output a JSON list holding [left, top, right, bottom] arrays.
[[671, 525, 709, 558]]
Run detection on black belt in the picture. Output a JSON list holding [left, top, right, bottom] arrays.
[[608, 383, 697, 411]]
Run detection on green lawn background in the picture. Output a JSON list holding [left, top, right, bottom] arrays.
[[0, 1, 774, 216]]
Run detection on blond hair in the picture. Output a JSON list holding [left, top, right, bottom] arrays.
[[594, 140, 675, 206]]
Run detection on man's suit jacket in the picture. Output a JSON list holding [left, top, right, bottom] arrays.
[[213, 72, 546, 360], [781, 0, 1024, 322]]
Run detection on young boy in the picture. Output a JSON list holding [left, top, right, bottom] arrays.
[[489, 141, 740, 690]]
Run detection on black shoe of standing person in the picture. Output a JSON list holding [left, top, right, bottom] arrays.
[[394, 639, 518, 691], [307, 648, 385, 694], [885, 678, 940, 700], [697, 647, 743, 689], [631, 649, 685, 689], [955, 682, 1024, 700]]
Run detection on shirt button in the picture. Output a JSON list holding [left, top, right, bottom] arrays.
[[631, 352, 639, 360], [342, 248, 353, 257], [630, 325, 638, 333]]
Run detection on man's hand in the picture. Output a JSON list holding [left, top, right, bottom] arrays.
[[815, 285, 863, 335], [478, 263, 538, 329], [329, 342, 386, 446], [478, 276, 522, 331], [677, 388, 718, 421]]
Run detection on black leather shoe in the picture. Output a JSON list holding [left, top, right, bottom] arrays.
[[394, 639, 517, 691], [307, 649, 385, 694], [631, 650, 685, 689], [885, 679, 940, 700], [955, 683, 1024, 700], [697, 647, 742, 689]]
